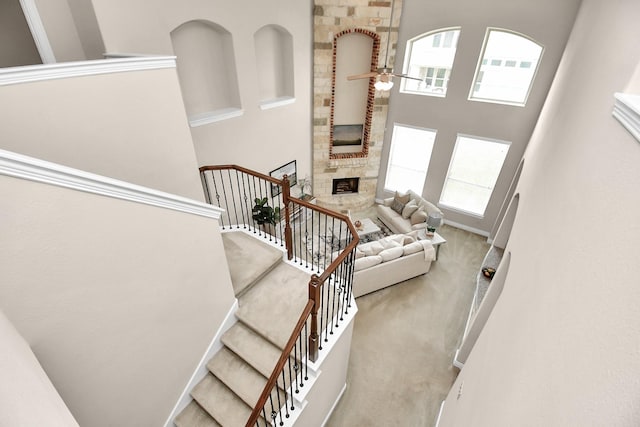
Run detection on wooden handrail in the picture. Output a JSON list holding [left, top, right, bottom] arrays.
[[246, 300, 315, 427], [199, 164, 281, 185]]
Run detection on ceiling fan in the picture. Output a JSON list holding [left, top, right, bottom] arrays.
[[347, 0, 423, 91]]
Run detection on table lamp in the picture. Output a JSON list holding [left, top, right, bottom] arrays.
[[426, 212, 442, 236]]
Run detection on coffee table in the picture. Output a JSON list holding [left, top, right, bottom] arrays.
[[354, 218, 381, 242]]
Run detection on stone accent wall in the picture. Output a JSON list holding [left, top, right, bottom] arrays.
[[313, 0, 402, 212]]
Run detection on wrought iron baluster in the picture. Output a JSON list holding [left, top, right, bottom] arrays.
[[287, 356, 295, 410], [238, 171, 250, 228], [293, 337, 300, 394], [297, 333, 305, 389], [304, 322, 309, 381], [217, 170, 233, 228], [280, 371, 290, 419], [268, 395, 277, 426]]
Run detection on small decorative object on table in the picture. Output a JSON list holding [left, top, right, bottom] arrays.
[[354, 220, 362, 230], [482, 267, 496, 279]]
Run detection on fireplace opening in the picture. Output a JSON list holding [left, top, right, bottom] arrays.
[[332, 177, 360, 195]]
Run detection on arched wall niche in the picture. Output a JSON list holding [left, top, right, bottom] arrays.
[[330, 29, 380, 160], [490, 158, 524, 242], [254, 24, 294, 108], [170, 20, 242, 126], [457, 251, 512, 366], [493, 193, 519, 249]]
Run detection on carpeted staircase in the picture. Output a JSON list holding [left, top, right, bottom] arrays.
[[175, 231, 311, 427]]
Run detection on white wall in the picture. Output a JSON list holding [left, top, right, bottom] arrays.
[[439, 0, 640, 425], [383, 0, 581, 233], [90, 0, 313, 180], [0, 175, 236, 427], [0, 65, 204, 201], [0, 308, 78, 426], [34, 0, 86, 61]]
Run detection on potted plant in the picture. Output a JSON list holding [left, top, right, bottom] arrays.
[[252, 197, 281, 233]]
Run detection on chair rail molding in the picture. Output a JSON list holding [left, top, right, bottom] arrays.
[[0, 56, 177, 86], [613, 93, 640, 142], [0, 149, 223, 220]]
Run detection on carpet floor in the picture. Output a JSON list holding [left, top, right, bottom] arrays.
[[325, 220, 489, 427]]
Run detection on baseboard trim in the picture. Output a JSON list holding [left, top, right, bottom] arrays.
[[443, 219, 489, 237], [163, 299, 239, 427], [434, 400, 446, 427], [321, 382, 347, 427], [453, 349, 464, 370], [0, 148, 223, 220]]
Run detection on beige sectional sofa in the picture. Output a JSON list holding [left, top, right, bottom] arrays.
[[351, 233, 436, 298], [376, 190, 444, 234]]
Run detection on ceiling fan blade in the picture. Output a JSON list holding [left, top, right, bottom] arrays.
[[391, 73, 424, 82], [347, 72, 378, 80]]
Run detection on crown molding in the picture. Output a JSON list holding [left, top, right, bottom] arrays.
[[613, 93, 640, 143], [0, 149, 223, 220], [0, 56, 177, 86]]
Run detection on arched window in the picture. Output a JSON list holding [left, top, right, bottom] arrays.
[[400, 27, 461, 97], [470, 29, 544, 105]]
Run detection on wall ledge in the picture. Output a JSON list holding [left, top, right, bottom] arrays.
[[259, 96, 296, 110], [613, 93, 640, 142], [0, 56, 177, 86], [189, 108, 244, 127], [0, 149, 223, 220]]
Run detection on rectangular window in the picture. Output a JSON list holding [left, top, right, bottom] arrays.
[[384, 124, 437, 195], [505, 60, 516, 67], [439, 135, 510, 217], [490, 59, 502, 66]]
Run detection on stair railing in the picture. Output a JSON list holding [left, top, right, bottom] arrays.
[[199, 165, 359, 427]]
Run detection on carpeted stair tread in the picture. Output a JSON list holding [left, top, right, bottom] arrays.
[[222, 322, 288, 379], [191, 373, 257, 427], [208, 347, 286, 409], [236, 262, 311, 350], [175, 401, 221, 427], [222, 231, 283, 297]]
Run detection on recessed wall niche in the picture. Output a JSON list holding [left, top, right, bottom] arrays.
[[170, 20, 242, 126], [330, 29, 380, 159], [254, 25, 294, 109]]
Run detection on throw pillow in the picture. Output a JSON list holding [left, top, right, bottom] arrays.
[[390, 198, 405, 214], [395, 191, 411, 205], [401, 235, 416, 245], [410, 207, 428, 225], [359, 241, 385, 256], [379, 246, 404, 262], [403, 241, 424, 255], [354, 255, 383, 271], [401, 200, 419, 219]]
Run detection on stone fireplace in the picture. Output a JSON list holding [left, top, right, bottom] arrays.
[[312, 0, 402, 212], [332, 177, 360, 195]]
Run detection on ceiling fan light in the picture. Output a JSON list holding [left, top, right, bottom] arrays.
[[374, 79, 394, 91]]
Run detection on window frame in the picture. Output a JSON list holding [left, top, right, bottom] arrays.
[[438, 134, 511, 218], [468, 27, 544, 107], [383, 123, 438, 195]]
